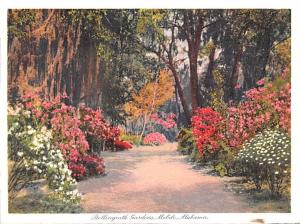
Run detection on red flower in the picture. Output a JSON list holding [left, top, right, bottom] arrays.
[[191, 108, 224, 156], [115, 140, 133, 150]]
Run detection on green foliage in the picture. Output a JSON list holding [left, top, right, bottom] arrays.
[[213, 147, 236, 177], [8, 9, 36, 39], [9, 193, 82, 213], [67, 9, 114, 60], [214, 163, 227, 177], [273, 38, 291, 69], [176, 128, 196, 156], [198, 41, 215, 59], [137, 9, 166, 36], [176, 128, 200, 163], [209, 69, 227, 117], [235, 129, 290, 196], [121, 133, 141, 146], [190, 147, 200, 162]]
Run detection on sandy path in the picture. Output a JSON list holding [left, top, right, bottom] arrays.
[[78, 143, 253, 213]]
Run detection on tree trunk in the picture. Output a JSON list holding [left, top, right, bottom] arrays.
[[205, 46, 216, 89], [189, 54, 201, 110], [169, 65, 192, 125], [184, 10, 203, 111], [8, 9, 103, 107], [228, 47, 242, 101], [175, 85, 182, 127], [139, 115, 147, 144]]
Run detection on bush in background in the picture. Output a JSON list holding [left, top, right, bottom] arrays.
[[143, 132, 167, 145]]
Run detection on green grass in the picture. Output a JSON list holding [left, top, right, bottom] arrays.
[[120, 133, 142, 146], [224, 179, 290, 213], [9, 192, 82, 213]]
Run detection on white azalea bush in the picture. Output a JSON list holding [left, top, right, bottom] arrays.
[[8, 104, 81, 204], [235, 129, 290, 196]]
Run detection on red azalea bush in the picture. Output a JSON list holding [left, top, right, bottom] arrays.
[[68, 163, 87, 179], [191, 108, 225, 156], [67, 154, 105, 180], [143, 132, 167, 145], [81, 155, 105, 176]]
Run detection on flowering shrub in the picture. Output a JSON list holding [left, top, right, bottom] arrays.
[[19, 92, 125, 179], [191, 108, 225, 157], [81, 155, 105, 176], [79, 106, 120, 151], [190, 71, 290, 177], [150, 112, 177, 129], [226, 70, 291, 149], [143, 132, 167, 145], [226, 99, 270, 149], [8, 104, 81, 203], [235, 129, 290, 196]]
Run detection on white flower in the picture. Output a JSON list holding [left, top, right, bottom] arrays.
[[24, 111, 31, 117], [17, 151, 24, 157]]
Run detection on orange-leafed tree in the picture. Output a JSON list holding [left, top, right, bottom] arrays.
[[124, 69, 174, 142]]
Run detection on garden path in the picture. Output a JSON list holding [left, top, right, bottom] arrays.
[[78, 143, 253, 212]]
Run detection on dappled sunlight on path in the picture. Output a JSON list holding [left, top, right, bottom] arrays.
[[78, 143, 253, 212]]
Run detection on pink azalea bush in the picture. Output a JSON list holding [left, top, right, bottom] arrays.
[[150, 112, 177, 129], [20, 92, 122, 179], [79, 106, 120, 142], [143, 132, 167, 145], [226, 69, 291, 149]]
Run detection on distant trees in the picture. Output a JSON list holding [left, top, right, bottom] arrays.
[[8, 9, 291, 127]]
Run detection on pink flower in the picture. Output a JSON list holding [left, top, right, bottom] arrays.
[[256, 79, 265, 85], [143, 132, 167, 145], [42, 102, 52, 109], [25, 102, 33, 108], [234, 83, 241, 89]]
